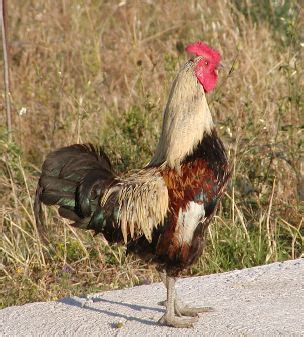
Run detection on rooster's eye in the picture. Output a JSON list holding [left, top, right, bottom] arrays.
[[205, 61, 209, 66]]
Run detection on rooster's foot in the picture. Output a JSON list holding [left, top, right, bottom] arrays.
[[158, 313, 198, 328], [159, 299, 213, 317]]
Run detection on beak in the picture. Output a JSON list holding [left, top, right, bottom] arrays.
[[215, 63, 224, 75]]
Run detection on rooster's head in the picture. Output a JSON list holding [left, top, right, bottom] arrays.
[[186, 41, 222, 93]]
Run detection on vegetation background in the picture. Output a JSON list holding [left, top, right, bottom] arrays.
[[0, 0, 303, 308]]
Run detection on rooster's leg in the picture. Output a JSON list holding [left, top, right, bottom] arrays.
[[159, 272, 213, 317], [159, 276, 198, 328]]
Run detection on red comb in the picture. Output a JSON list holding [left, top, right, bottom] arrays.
[[185, 41, 221, 64]]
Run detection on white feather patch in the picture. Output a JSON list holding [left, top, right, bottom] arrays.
[[177, 201, 205, 244]]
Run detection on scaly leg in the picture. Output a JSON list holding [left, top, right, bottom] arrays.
[[159, 272, 213, 318], [159, 275, 199, 328]]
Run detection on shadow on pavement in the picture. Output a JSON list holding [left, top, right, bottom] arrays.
[[59, 296, 165, 327]]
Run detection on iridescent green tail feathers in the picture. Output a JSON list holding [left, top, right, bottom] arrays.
[[34, 144, 115, 243]]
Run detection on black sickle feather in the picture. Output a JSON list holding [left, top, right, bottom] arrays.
[[34, 143, 116, 242]]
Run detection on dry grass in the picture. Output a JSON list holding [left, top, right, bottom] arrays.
[[1, 0, 303, 308]]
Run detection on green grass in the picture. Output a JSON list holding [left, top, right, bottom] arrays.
[[0, 0, 303, 309]]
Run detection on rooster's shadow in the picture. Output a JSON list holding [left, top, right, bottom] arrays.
[[59, 296, 164, 327]]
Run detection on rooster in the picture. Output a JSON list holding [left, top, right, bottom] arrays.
[[35, 41, 230, 328]]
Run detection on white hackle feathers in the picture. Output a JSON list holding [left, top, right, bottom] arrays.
[[101, 168, 169, 243], [149, 60, 214, 171]]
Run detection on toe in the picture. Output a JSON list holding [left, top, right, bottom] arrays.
[[175, 305, 214, 317]]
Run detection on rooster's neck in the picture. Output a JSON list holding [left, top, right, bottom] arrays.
[[149, 61, 214, 170]]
